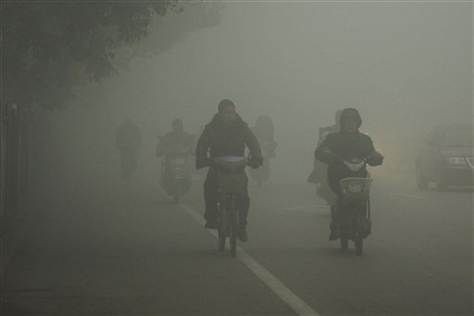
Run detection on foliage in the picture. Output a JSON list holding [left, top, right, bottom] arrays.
[[2, 1, 185, 109]]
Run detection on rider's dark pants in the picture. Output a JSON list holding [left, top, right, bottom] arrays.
[[329, 179, 344, 229], [204, 168, 250, 226], [331, 195, 368, 230]]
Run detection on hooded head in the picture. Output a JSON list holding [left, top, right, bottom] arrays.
[[340, 108, 362, 133], [217, 99, 238, 124]]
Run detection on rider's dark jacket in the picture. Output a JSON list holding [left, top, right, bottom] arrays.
[[196, 113, 263, 168], [315, 131, 382, 195], [156, 131, 194, 157]]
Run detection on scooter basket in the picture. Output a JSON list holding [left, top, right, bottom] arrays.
[[340, 177, 372, 201]]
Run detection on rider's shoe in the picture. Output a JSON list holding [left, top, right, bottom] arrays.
[[238, 225, 248, 242], [205, 220, 218, 229]]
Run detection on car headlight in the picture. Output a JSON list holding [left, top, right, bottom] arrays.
[[447, 157, 467, 166]]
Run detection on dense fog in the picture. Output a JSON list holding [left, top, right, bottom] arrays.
[[34, 3, 471, 189], [3, 3, 473, 316]]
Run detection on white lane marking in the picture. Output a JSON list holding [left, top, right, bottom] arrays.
[[390, 193, 425, 200], [180, 203, 321, 316]]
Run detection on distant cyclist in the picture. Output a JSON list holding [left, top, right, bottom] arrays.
[[196, 99, 263, 241], [308, 110, 342, 205]]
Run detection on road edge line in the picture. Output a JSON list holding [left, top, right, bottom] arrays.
[[180, 203, 321, 316]]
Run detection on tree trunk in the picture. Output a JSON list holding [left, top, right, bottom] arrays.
[[5, 104, 19, 216]]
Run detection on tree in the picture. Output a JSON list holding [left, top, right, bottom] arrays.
[[1, 0, 184, 109]]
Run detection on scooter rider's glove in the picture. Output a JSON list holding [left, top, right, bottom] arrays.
[[367, 151, 384, 166], [248, 156, 263, 169]]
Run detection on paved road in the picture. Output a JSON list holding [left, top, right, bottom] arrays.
[[4, 172, 473, 316]]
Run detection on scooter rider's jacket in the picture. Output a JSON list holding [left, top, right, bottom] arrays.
[[156, 131, 195, 157], [196, 113, 263, 170], [314, 131, 383, 194]]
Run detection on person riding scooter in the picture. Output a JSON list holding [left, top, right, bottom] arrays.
[[314, 108, 383, 240], [308, 110, 342, 205], [156, 118, 194, 200]]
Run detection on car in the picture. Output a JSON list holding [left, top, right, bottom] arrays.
[[415, 124, 473, 190]]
